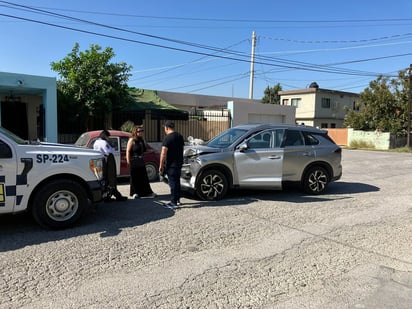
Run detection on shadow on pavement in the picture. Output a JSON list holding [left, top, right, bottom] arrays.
[[327, 181, 379, 194], [184, 181, 380, 206], [0, 198, 174, 252], [0, 181, 379, 252]]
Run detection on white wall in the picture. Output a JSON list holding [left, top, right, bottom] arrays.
[[348, 128, 391, 150], [227, 100, 295, 126]]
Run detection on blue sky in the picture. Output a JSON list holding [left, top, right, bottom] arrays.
[[1, 0, 412, 99]]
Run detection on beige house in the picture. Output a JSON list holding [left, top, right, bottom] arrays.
[[279, 86, 359, 128]]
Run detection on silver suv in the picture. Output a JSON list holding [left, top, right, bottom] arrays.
[[181, 123, 342, 201]]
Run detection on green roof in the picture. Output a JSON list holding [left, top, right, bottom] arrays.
[[125, 88, 179, 111]]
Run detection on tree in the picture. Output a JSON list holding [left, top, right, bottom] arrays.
[[343, 70, 409, 136], [51, 43, 132, 129], [262, 83, 282, 104]]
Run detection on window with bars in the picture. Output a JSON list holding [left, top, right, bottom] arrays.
[[321, 98, 331, 108]]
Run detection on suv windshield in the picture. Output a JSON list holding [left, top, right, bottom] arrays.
[[207, 128, 248, 148]]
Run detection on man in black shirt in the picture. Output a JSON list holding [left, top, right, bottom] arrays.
[[159, 120, 185, 209]]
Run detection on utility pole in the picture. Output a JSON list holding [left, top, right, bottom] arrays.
[[249, 31, 256, 100], [408, 64, 412, 147]]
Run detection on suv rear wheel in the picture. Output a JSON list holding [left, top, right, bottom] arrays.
[[196, 169, 228, 201], [303, 166, 329, 195]]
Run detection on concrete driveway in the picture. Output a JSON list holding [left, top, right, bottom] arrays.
[[0, 149, 411, 308]]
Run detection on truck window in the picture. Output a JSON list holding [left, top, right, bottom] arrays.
[[0, 140, 12, 158]]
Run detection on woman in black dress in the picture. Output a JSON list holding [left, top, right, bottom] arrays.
[[126, 125, 156, 198]]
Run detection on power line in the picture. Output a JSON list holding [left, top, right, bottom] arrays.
[[0, 1, 249, 54], [1, 11, 391, 79], [163, 72, 249, 92], [185, 75, 249, 94], [11, 5, 412, 24], [1, 1, 407, 96], [134, 40, 249, 80], [1, 1, 403, 79], [261, 33, 412, 44]]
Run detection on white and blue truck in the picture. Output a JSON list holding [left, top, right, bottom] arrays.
[[0, 127, 106, 229]]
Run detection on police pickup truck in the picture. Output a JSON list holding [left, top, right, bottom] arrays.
[[0, 127, 106, 229]]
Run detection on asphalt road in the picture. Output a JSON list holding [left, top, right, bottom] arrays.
[[1, 149, 411, 308]]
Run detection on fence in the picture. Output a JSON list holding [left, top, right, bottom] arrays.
[[137, 110, 231, 142], [58, 110, 231, 144], [326, 128, 412, 149]]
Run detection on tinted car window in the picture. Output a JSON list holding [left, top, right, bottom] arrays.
[[303, 132, 320, 145], [248, 132, 271, 149], [247, 129, 284, 149], [313, 132, 336, 145], [0, 140, 12, 158], [284, 130, 304, 147], [274, 129, 285, 147], [0, 127, 26, 144]]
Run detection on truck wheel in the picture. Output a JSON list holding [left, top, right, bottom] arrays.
[[32, 179, 88, 229], [196, 169, 228, 201], [145, 162, 158, 182], [303, 166, 329, 195]]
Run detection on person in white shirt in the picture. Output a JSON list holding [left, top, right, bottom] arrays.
[[94, 130, 127, 202]]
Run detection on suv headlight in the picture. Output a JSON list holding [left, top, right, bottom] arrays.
[[89, 158, 104, 180], [184, 148, 198, 157]]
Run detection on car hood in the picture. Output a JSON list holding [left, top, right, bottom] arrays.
[[184, 145, 223, 157], [20, 142, 103, 157]]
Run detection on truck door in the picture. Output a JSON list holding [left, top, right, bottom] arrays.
[[108, 136, 122, 176], [0, 139, 17, 214]]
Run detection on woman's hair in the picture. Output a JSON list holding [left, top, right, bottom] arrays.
[[131, 125, 144, 139]]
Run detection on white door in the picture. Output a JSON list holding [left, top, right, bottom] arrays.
[[108, 137, 121, 176]]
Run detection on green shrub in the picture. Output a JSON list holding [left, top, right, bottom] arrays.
[[120, 120, 135, 133], [391, 146, 412, 153], [349, 139, 375, 149]]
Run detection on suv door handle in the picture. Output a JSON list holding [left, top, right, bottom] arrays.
[[268, 155, 281, 160]]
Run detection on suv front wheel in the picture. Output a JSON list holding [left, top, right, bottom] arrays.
[[196, 169, 228, 201]]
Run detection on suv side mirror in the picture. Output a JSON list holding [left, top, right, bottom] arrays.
[[238, 143, 248, 152]]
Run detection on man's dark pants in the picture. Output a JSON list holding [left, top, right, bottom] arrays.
[[166, 166, 182, 204]]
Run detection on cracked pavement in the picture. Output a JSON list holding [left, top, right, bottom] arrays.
[[1, 149, 411, 308]]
